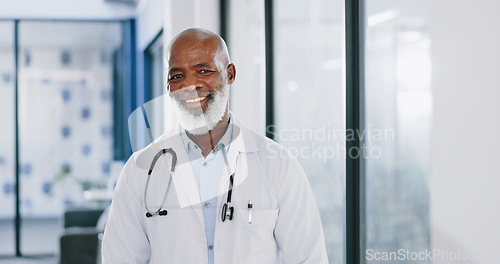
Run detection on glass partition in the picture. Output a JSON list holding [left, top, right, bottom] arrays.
[[273, 0, 346, 262], [363, 0, 432, 262]]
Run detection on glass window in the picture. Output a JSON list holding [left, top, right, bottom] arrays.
[[228, 0, 266, 134], [363, 0, 432, 261], [144, 32, 165, 142], [145, 32, 164, 101], [0, 20, 15, 256], [17, 21, 123, 254], [274, 0, 345, 262]]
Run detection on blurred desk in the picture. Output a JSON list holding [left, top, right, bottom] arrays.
[[83, 189, 113, 202]]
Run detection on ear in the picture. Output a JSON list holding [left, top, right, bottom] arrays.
[[226, 63, 236, 85]]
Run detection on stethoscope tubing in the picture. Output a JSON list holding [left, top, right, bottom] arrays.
[[144, 145, 236, 221], [144, 148, 177, 218]]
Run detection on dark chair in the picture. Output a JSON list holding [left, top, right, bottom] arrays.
[[63, 208, 104, 228], [59, 207, 106, 264]]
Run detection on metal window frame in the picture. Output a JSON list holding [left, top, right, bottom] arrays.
[[345, 0, 365, 263], [264, 0, 275, 140], [219, 0, 229, 42], [14, 19, 21, 258]]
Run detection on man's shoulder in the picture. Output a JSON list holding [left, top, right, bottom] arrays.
[[237, 121, 294, 161]]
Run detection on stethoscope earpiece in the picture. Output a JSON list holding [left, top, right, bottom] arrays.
[[145, 210, 168, 218], [158, 210, 168, 216]]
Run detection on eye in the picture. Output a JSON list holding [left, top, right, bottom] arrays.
[[168, 74, 183, 82], [199, 69, 214, 74]]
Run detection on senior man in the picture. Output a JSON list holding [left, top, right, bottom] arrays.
[[102, 28, 328, 264]]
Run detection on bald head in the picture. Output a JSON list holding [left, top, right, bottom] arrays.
[[168, 28, 231, 72]]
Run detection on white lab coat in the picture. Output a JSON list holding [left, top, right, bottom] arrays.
[[102, 114, 328, 264]]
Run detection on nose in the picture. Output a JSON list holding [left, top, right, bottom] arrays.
[[182, 84, 198, 92], [180, 74, 202, 91]]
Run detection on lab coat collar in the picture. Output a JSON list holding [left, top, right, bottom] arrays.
[[180, 112, 235, 156], [157, 111, 259, 156]]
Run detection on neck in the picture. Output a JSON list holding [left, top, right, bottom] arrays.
[[186, 110, 230, 157]]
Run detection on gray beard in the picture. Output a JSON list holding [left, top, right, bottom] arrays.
[[170, 85, 229, 135]]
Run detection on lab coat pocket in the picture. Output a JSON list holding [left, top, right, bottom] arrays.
[[236, 208, 279, 263], [145, 207, 206, 264], [144, 207, 201, 246]]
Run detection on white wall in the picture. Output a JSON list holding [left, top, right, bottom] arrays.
[[163, 0, 220, 41], [0, 0, 135, 19], [136, 0, 163, 50], [430, 0, 500, 263]]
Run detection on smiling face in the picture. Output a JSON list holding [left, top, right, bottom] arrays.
[[167, 29, 236, 135]]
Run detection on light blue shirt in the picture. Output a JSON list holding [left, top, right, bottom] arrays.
[[180, 119, 233, 264]]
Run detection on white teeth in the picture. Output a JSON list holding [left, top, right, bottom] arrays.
[[185, 96, 206, 103]]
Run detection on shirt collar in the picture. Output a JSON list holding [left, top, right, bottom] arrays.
[[180, 113, 234, 154]]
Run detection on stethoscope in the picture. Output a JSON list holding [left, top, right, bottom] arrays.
[[144, 148, 176, 218], [144, 147, 235, 222]]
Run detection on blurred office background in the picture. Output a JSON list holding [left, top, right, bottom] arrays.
[[1, 0, 499, 263]]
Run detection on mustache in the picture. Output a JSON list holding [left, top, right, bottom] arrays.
[[170, 90, 212, 100]]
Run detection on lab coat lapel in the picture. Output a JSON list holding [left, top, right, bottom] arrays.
[[169, 137, 201, 208], [217, 118, 254, 198]]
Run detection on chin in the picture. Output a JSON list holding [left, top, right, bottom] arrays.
[[171, 85, 229, 135]]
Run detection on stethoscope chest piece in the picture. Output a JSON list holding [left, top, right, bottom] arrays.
[[221, 173, 235, 222], [221, 203, 234, 222]]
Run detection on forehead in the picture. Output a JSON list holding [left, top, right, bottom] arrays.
[[168, 37, 219, 68]]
